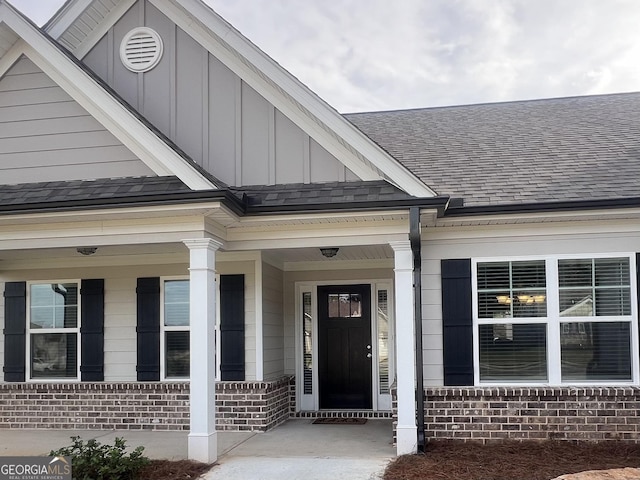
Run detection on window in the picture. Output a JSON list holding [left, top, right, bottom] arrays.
[[162, 279, 190, 379], [474, 256, 635, 385], [327, 293, 362, 318], [28, 283, 79, 379], [377, 289, 390, 395]]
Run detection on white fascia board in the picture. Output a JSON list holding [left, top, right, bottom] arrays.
[[0, 6, 216, 191], [0, 32, 20, 76], [43, 0, 93, 39], [155, 0, 436, 198]]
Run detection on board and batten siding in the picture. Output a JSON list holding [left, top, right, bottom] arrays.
[[0, 259, 258, 382], [421, 220, 640, 387], [0, 57, 153, 185], [262, 262, 284, 380], [82, 0, 360, 187]]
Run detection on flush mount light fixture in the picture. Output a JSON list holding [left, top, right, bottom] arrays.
[[76, 247, 98, 256], [320, 247, 339, 258]]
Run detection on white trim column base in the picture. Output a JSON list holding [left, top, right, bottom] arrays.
[[390, 240, 417, 456], [188, 433, 218, 464], [397, 425, 418, 455]]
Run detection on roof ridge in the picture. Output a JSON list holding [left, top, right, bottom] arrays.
[[343, 90, 640, 117]]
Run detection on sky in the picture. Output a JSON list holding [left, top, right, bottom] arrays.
[[9, 0, 640, 113]]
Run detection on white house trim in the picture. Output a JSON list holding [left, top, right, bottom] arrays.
[[0, 1, 217, 191], [390, 240, 417, 455], [183, 238, 221, 463]]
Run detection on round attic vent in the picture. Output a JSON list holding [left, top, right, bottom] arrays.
[[120, 27, 163, 73]]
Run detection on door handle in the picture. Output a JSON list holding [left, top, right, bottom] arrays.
[[366, 353, 372, 358]]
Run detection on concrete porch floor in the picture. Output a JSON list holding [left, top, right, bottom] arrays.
[[0, 419, 395, 480]]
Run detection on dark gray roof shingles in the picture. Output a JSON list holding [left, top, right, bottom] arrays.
[[0, 176, 193, 207], [345, 92, 640, 206]]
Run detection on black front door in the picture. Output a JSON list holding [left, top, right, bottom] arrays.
[[318, 284, 372, 409]]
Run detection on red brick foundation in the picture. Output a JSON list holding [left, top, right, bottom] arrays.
[[424, 387, 640, 442], [0, 376, 293, 432]]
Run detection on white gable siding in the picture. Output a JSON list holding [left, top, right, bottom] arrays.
[[0, 57, 153, 185], [81, 0, 360, 187]]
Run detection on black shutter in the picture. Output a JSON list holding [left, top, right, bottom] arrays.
[[80, 279, 104, 381], [3, 282, 26, 382], [637, 253, 640, 372], [220, 274, 245, 381], [441, 259, 474, 386], [136, 277, 160, 381]]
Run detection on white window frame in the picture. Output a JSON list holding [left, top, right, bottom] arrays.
[[26, 280, 81, 382], [160, 276, 190, 381], [472, 254, 639, 386]]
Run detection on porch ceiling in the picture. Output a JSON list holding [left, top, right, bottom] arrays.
[[265, 244, 393, 264]]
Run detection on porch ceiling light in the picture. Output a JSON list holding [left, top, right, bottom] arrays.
[[320, 247, 339, 258], [76, 247, 98, 256]]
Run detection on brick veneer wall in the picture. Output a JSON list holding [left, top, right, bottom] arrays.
[[0, 376, 293, 432], [216, 376, 293, 431], [423, 387, 640, 442]]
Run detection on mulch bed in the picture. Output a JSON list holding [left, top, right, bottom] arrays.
[[138, 459, 212, 480], [384, 440, 640, 480]]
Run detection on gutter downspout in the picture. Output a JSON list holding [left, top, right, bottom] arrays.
[[410, 207, 426, 452]]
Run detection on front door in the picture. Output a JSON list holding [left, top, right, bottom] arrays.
[[318, 284, 372, 409]]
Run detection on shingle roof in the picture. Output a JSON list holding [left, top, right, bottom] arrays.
[[0, 177, 445, 215], [346, 92, 640, 206], [235, 181, 415, 207], [0, 176, 192, 208]]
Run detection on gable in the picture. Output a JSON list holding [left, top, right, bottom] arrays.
[[0, 0, 217, 190], [79, 0, 360, 188], [46, 0, 435, 197], [0, 56, 153, 185]]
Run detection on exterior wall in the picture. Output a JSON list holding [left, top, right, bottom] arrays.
[[0, 57, 153, 185], [282, 267, 394, 377], [0, 377, 292, 432], [216, 376, 292, 431], [0, 258, 257, 382], [82, 0, 359, 187], [423, 387, 640, 442], [422, 220, 640, 387], [262, 262, 284, 380]]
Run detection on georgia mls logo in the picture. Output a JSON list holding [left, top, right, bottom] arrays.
[[0, 456, 72, 480]]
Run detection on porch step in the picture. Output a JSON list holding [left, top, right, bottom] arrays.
[[293, 410, 393, 419]]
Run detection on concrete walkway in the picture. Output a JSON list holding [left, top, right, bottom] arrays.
[[0, 419, 395, 480]]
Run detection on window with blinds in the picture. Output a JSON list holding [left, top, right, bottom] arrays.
[[558, 258, 632, 382], [377, 290, 390, 394], [163, 279, 190, 379], [302, 292, 313, 395], [474, 256, 636, 385], [476, 261, 548, 382]]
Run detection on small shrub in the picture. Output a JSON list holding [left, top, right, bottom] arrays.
[[50, 436, 150, 480]]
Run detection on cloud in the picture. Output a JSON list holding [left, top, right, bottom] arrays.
[[9, 0, 640, 112], [208, 0, 640, 112]]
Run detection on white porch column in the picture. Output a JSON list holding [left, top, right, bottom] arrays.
[[183, 238, 222, 464], [390, 240, 417, 455]]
